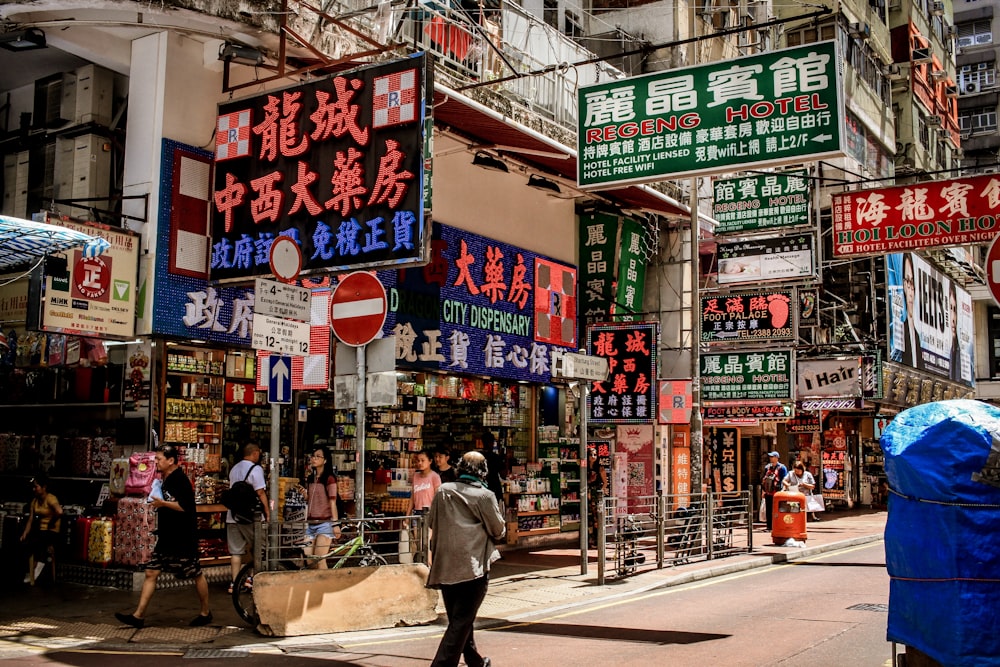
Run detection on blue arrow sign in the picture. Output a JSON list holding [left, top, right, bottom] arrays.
[[268, 354, 292, 404]]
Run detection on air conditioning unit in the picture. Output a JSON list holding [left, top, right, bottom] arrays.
[[925, 115, 943, 127], [912, 47, 933, 64], [946, 25, 958, 38], [884, 63, 905, 81], [848, 22, 870, 39], [945, 84, 959, 97], [931, 1, 945, 16], [962, 81, 979, 94]]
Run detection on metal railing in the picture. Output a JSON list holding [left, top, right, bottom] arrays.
[[326, 0, 624, 131], [595, 491, 754, 584], [250, 514, 428, 573]]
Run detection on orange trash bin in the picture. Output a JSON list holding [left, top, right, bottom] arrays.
[[771, 491, 807, 544]]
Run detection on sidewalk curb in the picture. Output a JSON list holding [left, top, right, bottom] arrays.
[[502, 533, 885, 623]]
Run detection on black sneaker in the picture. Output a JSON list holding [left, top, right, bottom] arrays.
[[189, 612, 213, 627], [114, 612, 144, 629]]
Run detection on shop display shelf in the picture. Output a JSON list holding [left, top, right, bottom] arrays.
[[560, 522, 581, 531], [517, 509, 559, 517]]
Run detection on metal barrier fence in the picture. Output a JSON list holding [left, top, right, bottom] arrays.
[[250, 514, 428, 573], [595, 492, 754, 584]]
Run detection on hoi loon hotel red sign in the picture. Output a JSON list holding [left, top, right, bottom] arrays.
[[832, 174, 1000, 257]]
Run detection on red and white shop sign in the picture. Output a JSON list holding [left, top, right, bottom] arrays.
[[225, 381, 261, 405], [832, 174, 1000, 257], [256, 287, 331, 391]]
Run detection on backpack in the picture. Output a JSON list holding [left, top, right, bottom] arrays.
[[762, 465, 780, 494], [221, 463, 261, 524]]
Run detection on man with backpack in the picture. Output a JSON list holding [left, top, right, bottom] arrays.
[[761, 451, 787, 532], [226, 443, 269, 594]]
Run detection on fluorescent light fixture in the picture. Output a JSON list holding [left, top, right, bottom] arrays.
[[0, 28, 46, 52], [472, 151, 508, 173], [218, 41, 264, 66], [527, 174, 561, 194]]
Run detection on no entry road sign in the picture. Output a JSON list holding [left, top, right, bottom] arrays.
[[329, 272, 388, 347]]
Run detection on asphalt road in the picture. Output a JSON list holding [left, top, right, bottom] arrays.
[[16, 542, 893, 667]]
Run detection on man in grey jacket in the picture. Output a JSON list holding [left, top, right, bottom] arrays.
[[426, 451, 506, 667]]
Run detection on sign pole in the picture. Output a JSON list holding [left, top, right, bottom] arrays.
[[268, 402, 280, 569], [579, 380, 589, 575], [690, 176, 703, 496], [355, 344, 367, 521]]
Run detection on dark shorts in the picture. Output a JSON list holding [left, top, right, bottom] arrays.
[[143, 553, 203, 579]]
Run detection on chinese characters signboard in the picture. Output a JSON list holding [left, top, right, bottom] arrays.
[[35, 219, 139, 340], [716, 234, 814, 285], [579, 212, 617, 333], [577, 41, 843, 188], [614, 218, 647, 321], [670, 428, 691, 509], [786, 413, 821, 433], [701, 349, 793, 401], [712, 170, 810, 235], [616, 424, 654, 513], [832, 174, 1000, 256], [155, 141, 333, 390], [701, 289, 794, 343], [587, 322, 657, 423], [211, 55, 427, 280], [886, 253, 975, 385], [383, 223, 576, 383], [703, 404, 792, 420], [707, 426, 741, 492]]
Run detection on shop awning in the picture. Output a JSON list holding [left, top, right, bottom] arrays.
[[0, 215, 111, 273], [432, 84, 692, 219]]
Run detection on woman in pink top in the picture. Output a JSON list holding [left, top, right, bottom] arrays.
[[410, 449, 441, 514], [297, 445, 341, 569]]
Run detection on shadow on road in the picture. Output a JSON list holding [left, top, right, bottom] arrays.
[[491, 620, 729, 645]]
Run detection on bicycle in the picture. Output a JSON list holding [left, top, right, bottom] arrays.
[[232, 520, 388, 626]]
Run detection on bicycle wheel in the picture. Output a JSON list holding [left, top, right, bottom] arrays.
[[357, 545, 388, 567], [231, 562, 258, 626]]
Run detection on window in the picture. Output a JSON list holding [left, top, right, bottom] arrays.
[[957, 19, 992, 47], [918, 115, 930, 149], [543, 0, 559, 30], [959, 62, 996, 93], [564, 9, 582, 38], [785, 22, 836, 47], [959, 106, 998, 134]]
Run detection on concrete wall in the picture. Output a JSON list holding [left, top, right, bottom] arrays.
[[254, 564, 439, 637]]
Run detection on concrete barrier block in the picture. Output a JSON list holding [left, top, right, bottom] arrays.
[[254, 564, 439, 636]]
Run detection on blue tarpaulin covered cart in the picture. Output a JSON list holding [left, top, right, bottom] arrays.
[[881, 400, 1000, 667]]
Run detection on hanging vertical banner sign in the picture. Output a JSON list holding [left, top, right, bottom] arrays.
[[211, 54, 429, 281], [671, 427, 691, 510], [657, 379, 692, 424], [578, 212, 618, 331], [707, 426, 741, 492], [587, 322, 658, 423], [712, 170, 810, 236], [614, 217, 647, 321], [799, 288, 819, 327], [577, 40, 844, 188]]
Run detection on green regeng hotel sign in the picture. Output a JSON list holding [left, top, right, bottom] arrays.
[[577, 41, 844, 189]]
